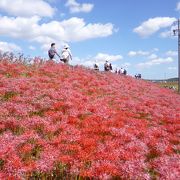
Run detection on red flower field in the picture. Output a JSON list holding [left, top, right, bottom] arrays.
[[0, 58, 179, 179]]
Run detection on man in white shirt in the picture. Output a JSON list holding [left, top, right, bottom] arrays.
[[120, 67, 124, 74], [104, 60, 111, 71]]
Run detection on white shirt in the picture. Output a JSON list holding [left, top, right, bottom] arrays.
[[61, 48, 72, 61], [120, 68, 124, 74]]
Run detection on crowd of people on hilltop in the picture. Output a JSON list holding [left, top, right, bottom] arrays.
[[93, 61, 128, 75], [104, 61, 128, 75], [135, 74, 142, 79], [48, 43, 142, 78], [104, 60, 113, 72], [115, 67, 127, 75], [94, 61, 128, 75]]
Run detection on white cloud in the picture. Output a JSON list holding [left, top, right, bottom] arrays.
[[137, 57, 174, 69], [128, 50, 150, 57], [160, 30, 173, 38], [0, 0, 55, 17], [148, 54, 158, 59], [176, 2, 180, 11], [168, 67, 177, 70], [72, 53, 123, 67], [0, 41, 21, 52], [0, 16, 114, 49], [46, 0, 57, 3], [0, 16, 41, 39], [166, 50, 178, 57], [60, 13, 65, 17], [94, 53, 123, 62], [29, 46, 35, 50], [66, 0, 94, 13], [153, 48, 159, 52], [160, 22, 178, 38], [128, 51, 137, 57], [122, 62, 131, 68], [134, 17, 176, 37], [150, 57, 173, 64]]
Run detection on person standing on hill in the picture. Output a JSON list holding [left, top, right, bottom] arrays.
[[104, 60, 111, 71], [94, 63, 99, 71], [110, 63, 113, 72], [48, 43, 60, 60], [119, 67, 124, 74], [124, 69, 127, 75], [61, 44, 72, 64]]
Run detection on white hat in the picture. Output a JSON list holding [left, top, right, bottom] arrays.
[[64, 44, 70, 49]]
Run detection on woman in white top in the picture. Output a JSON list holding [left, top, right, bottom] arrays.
[[61, 44, 72, 64]]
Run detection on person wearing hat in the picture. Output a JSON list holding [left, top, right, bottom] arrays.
[[61, 44, 72, 64]]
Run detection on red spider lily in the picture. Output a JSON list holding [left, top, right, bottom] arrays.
[[0, 58, 179, 179]]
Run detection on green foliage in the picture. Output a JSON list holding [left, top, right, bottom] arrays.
[[2, 91, 18, 101], [0, 159, 5, 170]]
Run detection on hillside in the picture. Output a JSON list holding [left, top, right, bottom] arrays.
[[0, 60, 179, 179]]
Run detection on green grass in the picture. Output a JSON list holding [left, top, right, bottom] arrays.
[[158, 81, 178, 91]]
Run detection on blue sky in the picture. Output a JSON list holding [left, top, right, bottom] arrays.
[[0, 0, 179, 79]]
